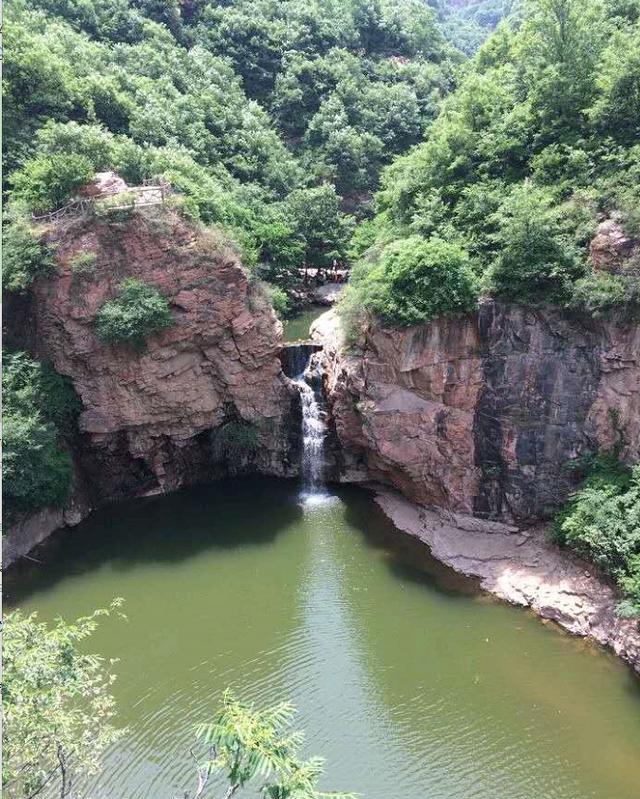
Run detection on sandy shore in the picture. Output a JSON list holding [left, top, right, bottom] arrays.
[[375, 489, 640, 675]]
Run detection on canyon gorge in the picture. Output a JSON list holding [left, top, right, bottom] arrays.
[[5, 2, 640, 796], [5, 203, 640, 673]]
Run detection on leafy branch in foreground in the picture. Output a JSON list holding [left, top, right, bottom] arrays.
[[3, 600, 126, 799], [186, 691, 356, 799]]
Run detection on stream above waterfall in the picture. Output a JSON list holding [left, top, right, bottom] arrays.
[[5, 478, 640, 799], [282, 305, 327, 342]]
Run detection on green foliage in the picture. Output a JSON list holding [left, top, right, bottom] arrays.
[[343, 235, 478, 329], [3, 602, 124, 799], [69, 250, 98, 273], [552, 457, 640, 616], [2, 212, 54, 292], [485, 183, 583, 303], [285, 185, 355, 269], [3, 352, 81, 517], [589, 25, 640, 143], [439, 0, 515, 55], [95, 278, 173, 347], [250, 211, 306, 288], [11, 153, 94, 213], [265, 283, 292, 320], [5, 0, 639, 324], [194, 691, 355, 799], [615, 183, 640, 239], [3, 0, 457, 303], [568, 272, 640, 319], [347, 217, 383, 262], [212, 421, 260, 462], [354, 0, 640, 320], [3, 411, 73, 517]]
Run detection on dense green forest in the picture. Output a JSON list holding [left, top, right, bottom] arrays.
[[437, 0, 518, 55], [3, 0, 466, 290], [343, 0, 640, 331]]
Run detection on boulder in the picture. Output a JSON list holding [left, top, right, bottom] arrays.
[[590, 217, 638, 274], [78, 171, 128, 199]]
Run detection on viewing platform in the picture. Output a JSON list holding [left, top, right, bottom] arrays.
[[32, 172, 169, 223]]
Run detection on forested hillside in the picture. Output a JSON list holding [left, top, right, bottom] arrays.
[[343, 0, 640, 330], [436, 0, 517, 54], [2, 0, 464, 519], [4, 0, 462, 294]]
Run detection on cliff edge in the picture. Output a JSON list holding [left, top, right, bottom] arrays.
[[5, 205, 297, 562]]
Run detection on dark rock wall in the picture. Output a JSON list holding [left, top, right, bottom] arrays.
[[473, 303, 603, 520]]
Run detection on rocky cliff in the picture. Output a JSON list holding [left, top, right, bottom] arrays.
[[6, 205, 297, 561], [317, 303, 640, 522]]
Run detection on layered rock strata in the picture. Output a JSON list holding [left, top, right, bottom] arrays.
[[315, 303, 640, 522], [5, 206, 297, 562]]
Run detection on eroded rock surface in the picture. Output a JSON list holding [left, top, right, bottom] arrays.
[[316, 303, 640, 522], [29, 207, 297, 504]]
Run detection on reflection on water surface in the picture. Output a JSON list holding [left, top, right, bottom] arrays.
[[5, 478, 640, 799]]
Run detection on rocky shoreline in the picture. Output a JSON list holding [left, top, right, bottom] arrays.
[[374, 488, 640, 675]]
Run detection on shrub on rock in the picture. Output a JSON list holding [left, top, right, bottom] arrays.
[[95, 278, 172, 347], [343, 235, 478, 329]]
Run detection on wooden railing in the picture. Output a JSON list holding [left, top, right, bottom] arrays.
[[31, 182, 170, 223], [98, 184, 167, 212], [32, 198, 95, 223]]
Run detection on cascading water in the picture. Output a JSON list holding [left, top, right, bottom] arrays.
[[292, 355, 328, 500], [294, 375, 325, 492]]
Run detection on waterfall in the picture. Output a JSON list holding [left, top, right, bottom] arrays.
[[291, 355, 328, 500]]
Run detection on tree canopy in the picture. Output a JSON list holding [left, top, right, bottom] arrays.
[[3, 602, 124, 799], [3, 0, 461, 298], [342, 0, 640, 329]]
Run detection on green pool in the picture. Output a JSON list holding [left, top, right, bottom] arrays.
[[5, 478, 640, 799]]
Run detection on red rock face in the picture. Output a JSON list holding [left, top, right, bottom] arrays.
[[31, 207, 296, 500], [326, 315, 484, 511], [322, 304, 640, 522]]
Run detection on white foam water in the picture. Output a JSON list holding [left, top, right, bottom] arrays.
[[293, 361, 329, 502]]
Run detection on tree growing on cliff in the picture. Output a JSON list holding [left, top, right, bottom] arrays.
[[3, 602, 124, 799], [484, 183, 583, 303], [552, 456, 640, 616], [95, 278, 173, 348], [11, 153, 95, 213], [2, 211, 55, 292], [341, 234, 478, 331]]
